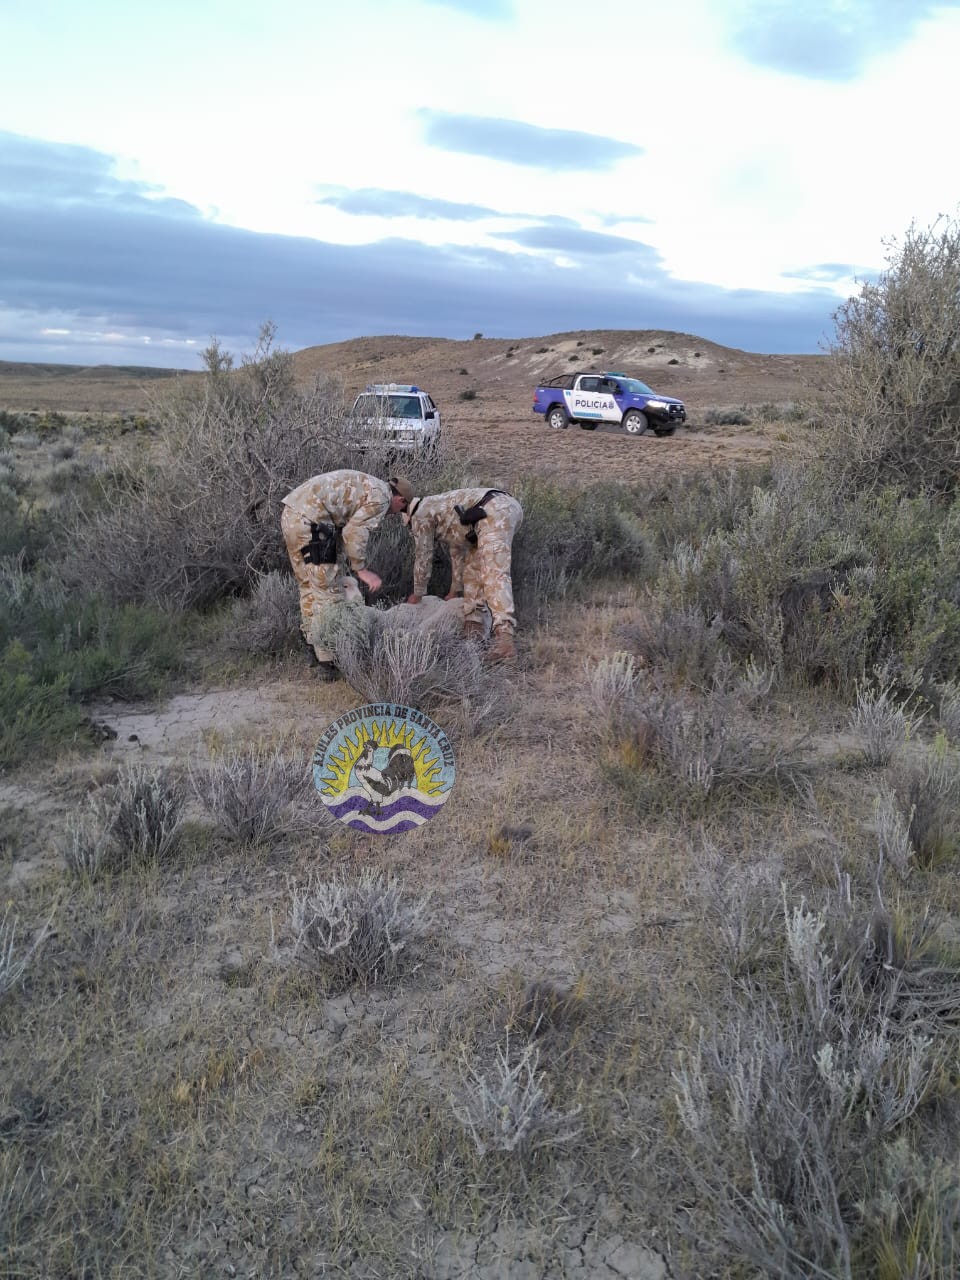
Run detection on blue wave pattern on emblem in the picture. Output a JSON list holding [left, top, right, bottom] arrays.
[[324, 786, 448, 833]]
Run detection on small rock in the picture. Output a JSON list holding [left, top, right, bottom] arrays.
[[606, 1240, 667, 1279]]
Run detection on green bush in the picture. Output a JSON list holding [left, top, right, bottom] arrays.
[[0, 640, 89, 768], [0, 573, 190, 703], [825, 212, 960, 496], [849, 488, 960, 680], [511, 479, 654, 614], [635, 465, 960, 692]]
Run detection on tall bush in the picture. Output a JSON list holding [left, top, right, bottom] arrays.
[[65, 325, 447, 609], [826, 213, 960, 497]]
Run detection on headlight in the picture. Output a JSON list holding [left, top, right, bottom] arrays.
[[645, 400, 668, 411]]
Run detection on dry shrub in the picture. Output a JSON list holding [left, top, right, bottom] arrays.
[[584, 650, 638, 719], [704, 406, 752, 426], [874, 788, 915, 881], [190, 745, 311, 845], [893, 747, 960, 871], [688, 835, 782, 976], [674, 876, 960, 1277], [452, 1035, 581, 1158], [627, 684, 810, 800], [61, 764, 185, 879], [936, 680, 960, 742], [222, 570, 300, 657], [625, 599, 726, 688], [285, 868, 430, 988], [848, 676, 925, 766]]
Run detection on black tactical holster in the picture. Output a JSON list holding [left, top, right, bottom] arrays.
[[455, 489, 506, 546], [300, 520, 338, 566]]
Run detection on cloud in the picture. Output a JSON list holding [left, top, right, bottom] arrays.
[[491, 225, 660, 259], [599, 212, 654, 227], [0, 129, 199, 218], [421, 0, 513, 16], [784, 262, 879, 283], [318, 188, 586, 228], [317, 188, 502, 221], [418, 110, 644, 171], [729, 0, 960, 80], [0, 132, 837, 366]]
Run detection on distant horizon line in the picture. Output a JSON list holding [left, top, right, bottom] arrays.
[[0, 326, 830, 374]]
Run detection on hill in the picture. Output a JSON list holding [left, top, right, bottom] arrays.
[[0, 330, 829, 417], [291, 328, 828, 412]]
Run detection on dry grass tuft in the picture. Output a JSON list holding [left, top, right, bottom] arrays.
[[849, 676, 925, 766], [451, 1035, 582, 1157], [189, 745, 310, 845], [283, 868, 431, 988], [61, 763, 185, 879], [0, 908, 53, 999]]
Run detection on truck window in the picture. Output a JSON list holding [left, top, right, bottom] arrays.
[[579, 377, 600, 392], [356, 395, 423, 418]]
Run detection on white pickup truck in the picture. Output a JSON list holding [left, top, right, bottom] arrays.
[[350, 383, 441, 454]]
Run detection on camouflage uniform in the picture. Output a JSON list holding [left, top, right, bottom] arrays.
[[281, 470, 392, 661], [409, 488, 523, 635]]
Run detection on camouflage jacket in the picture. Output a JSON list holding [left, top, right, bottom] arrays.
[[409, 488, 505, 597], [282, 470, 392, 572]]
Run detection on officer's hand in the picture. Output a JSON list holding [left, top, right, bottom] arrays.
[[357, 568, 382, 595], [444, 591, 462, 601], [406, 593, 422, 605]]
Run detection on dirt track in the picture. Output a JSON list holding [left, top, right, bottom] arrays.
[[445, 403, 778, 487]]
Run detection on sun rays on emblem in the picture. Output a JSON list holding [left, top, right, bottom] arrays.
[[320, 719, 444, 797]]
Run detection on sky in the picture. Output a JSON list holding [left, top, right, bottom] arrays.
[[2, 0, 959, 367]]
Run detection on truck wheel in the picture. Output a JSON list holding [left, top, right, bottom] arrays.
[[546, 406, 568, 430], [623, 410, 649, 436]]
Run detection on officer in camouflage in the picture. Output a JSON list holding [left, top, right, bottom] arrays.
[[281, 470, 413, 679], [404, 487, 523, 662]]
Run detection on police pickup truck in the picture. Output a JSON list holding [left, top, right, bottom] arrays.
[[350, 383, 441, 455], [532, 371, 686, 436]]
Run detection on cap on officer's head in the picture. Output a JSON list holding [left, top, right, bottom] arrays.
[[388, 476, 415, 505]]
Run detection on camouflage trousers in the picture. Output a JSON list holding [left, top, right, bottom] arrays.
[[281, 505, 361, 662], [463, 494, 523, 635]]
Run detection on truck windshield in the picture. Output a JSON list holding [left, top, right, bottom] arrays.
[[615, 378, 655, 395], [355, 395, 422, 419]]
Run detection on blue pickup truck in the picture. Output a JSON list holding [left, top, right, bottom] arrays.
[[532, 370, 686, 436]]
